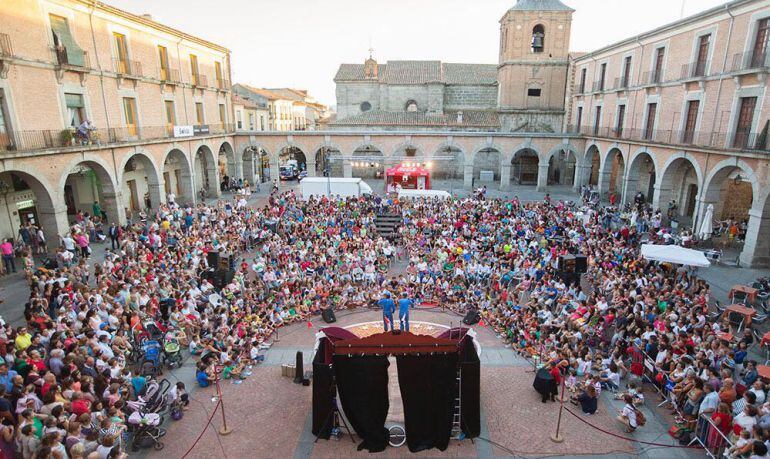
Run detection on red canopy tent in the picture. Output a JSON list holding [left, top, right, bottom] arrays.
[[386, 164, 430, 190]]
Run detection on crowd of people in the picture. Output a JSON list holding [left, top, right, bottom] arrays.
[[0, 180, 763, 457]]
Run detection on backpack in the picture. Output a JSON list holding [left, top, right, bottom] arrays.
[[635, 408, 646, 427]]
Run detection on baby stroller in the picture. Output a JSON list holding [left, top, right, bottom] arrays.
[[128, 411, 166, 451], [163, 335, 182, 369], [140, 340, 163, 377]]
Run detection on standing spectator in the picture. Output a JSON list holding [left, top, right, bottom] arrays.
[[0, 239, 15, 274]]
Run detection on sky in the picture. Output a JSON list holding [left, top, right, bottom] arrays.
[[106, 0, 728, 106]]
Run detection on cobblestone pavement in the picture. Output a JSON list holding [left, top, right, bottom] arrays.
[[148, 309, 701, 459]]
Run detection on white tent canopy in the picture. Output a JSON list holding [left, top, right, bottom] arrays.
[[641, 244, 711, 267]]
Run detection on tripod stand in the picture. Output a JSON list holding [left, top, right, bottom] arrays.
[[315, 375, 355, 443]]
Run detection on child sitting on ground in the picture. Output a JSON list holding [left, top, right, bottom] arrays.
[[614, 381, 645, 405]]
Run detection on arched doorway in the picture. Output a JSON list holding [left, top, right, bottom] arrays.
[[701, 163, 754, 233], [315, 147, 343, 177], [547, 149, 577, 186], [120, 153, 162, 212], [584, 145, 600, 186], [64, 160, 119, 224], [163, 149, 193, 204], [258, 149, 271, 183], [658, 157, 700, 223], [625, 152, 656, 204], [279, 146, 307, 179], [511, 149, 538, 185], [218, 142, 236, 187], [0, 171, 61, 248], [194, 145, 218, 198], [473, 148, 501, 185], [601, 148, 625, 199], [433, 145, 464, 181], [352, 145, 384, 180]]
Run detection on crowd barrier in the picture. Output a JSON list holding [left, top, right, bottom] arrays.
[[689, 413, 734, 458]]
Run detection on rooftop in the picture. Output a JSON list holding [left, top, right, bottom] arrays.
[[334, 61, 498, 85], [508, 0, 574, 12]]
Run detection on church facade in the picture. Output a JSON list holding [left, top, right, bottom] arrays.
[[331, 0, 574, 133]]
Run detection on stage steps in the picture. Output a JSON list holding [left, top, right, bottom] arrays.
[[375, 213, 402, 240]]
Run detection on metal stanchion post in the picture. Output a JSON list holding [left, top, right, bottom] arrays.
[[550, 372, 565, 443], [215, 368, 232, 435]]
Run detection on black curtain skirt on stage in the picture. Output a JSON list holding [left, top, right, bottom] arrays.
[[311, 341, 335, 438], [332, 355, 391, 452], [396, 354, 459, 452]]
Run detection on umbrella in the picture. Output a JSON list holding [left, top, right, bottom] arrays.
[[641, 244, 711, 267], [699, 204, 714, 240]]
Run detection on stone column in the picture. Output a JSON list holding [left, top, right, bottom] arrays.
[[242, 157, 255, 186], [306, 161, 317, 177], [597, 169, 612, 200], [536, 164, 549, 192], [35, 202, 69, 253], [178, 167, 194, 205], [269, 157, 280, 184], [463, 164, 473, 190], [100, 191, 126, 226], [234, 158, 244, 182], [500, 164, 511, 192], [343, 161, 353, 178], [146, 181, 164, 211], [651, 183, 672, 213], [740, 207, 770, 268], [621, 174, 638, 206], [206, 163, 221, 198], [573, 165, 588, 192]]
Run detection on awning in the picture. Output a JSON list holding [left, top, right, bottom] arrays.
[[50, 15, 85, 67], [641, 244, 711, 267]]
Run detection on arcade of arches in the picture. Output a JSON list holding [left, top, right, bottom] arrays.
[[3, 134, 770, 267]]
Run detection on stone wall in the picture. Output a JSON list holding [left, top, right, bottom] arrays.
[[444, 85, 498, 110], [499, 111, 564, 133], [335, 82, 380, 119]]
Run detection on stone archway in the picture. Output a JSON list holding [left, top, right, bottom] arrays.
[[218, 141, 237, 182], [194, 145, 219, 198], [120, 152, 162, 212], [625, 151, 656, 205], [352, 145, 384, 180], [433, 145, 465, 181], [0, 170, 64, 249], [163, 149, 193, 204], [657, 157, 701, 224], [279, 146, 307, 179], [547, 149, 577, 187], [315, 147, 343, 178], [742, 189, 770, 267], [583, 145, 601, 187], [700, 161, 756, 232], [473, 148, 501, 186], [63, 159, 120, 224], [600, 148, 625, 200], [511, 148, 538, 186]]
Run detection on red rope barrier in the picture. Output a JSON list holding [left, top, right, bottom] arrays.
[[181, 399, 223, 459], [562, 406, 701, 449]]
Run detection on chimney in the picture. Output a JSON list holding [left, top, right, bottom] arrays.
[[456, 111, 463, 124]]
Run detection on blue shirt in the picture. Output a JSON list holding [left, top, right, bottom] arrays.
[[398, 298, 414, 313], [0, 370, 17, 392], [378, 298, 395, 315]]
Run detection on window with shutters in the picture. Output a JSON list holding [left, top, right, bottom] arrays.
[[158, 46, 170, 80], [652, 47, 665, 83], [113, 33, 129, 73], [694, 35, 710, 77], [49, 14, 85, 67], [733, 96, 757, 148], [752, 18, 770, 68], [593, 106, 602, 135], [644, 103, 657, 140], [621, 56, 632, 87], [616, 104, 625, 138], [682, 100, 699, 143], [576, 106, 583, 130], [122, 97, 138, 136], [215, 61, 224, 88], [579, 68, 587, 93], [236, 110, 243, 130], [164, 100, 175, 134], [65, 93, 85, 127], [219, 104, 226, 124], [195, 102, 204, 125], [190, 54, 200, 85], [598, 63, 606, 91]]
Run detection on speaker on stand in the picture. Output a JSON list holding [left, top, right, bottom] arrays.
[[321, 308, 337, 324]]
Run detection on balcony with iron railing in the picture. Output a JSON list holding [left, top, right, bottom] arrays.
[[216, 78, 231, 91], [613, 76, 629, 91], [591, 80, 606, 92], [731, 51, 769, 73], [54, 46, 90, 70], [641, 69, 664, 86], [565, 124, 769, 153], [0, 123, 236, 153], [680, 60, 710, 80], [113, 58, 142, 78], [159, 67, 180, 84], [191, 73, 207, 87]]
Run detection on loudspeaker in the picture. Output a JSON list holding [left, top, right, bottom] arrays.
[[462, 310, 480, 325], [206, 251, 220, 268], [575, 255, 588, 274], [219, 255, 231, 270], [321, 308, 336, 324], [558, 254, 576, 272]]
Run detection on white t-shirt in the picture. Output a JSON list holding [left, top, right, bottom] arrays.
[[622, 404, 638, 428]]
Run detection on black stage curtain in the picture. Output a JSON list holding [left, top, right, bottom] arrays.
[[311, 340, 334, 438], [396, 353, 458, 452], [333, 355, 390, 452], [459, 338, 481, 438]]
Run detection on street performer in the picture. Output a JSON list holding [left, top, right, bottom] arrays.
[[378, 292, 396, 331]]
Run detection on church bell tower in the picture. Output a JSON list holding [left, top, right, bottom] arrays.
[[497, 0, 573, 132]]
